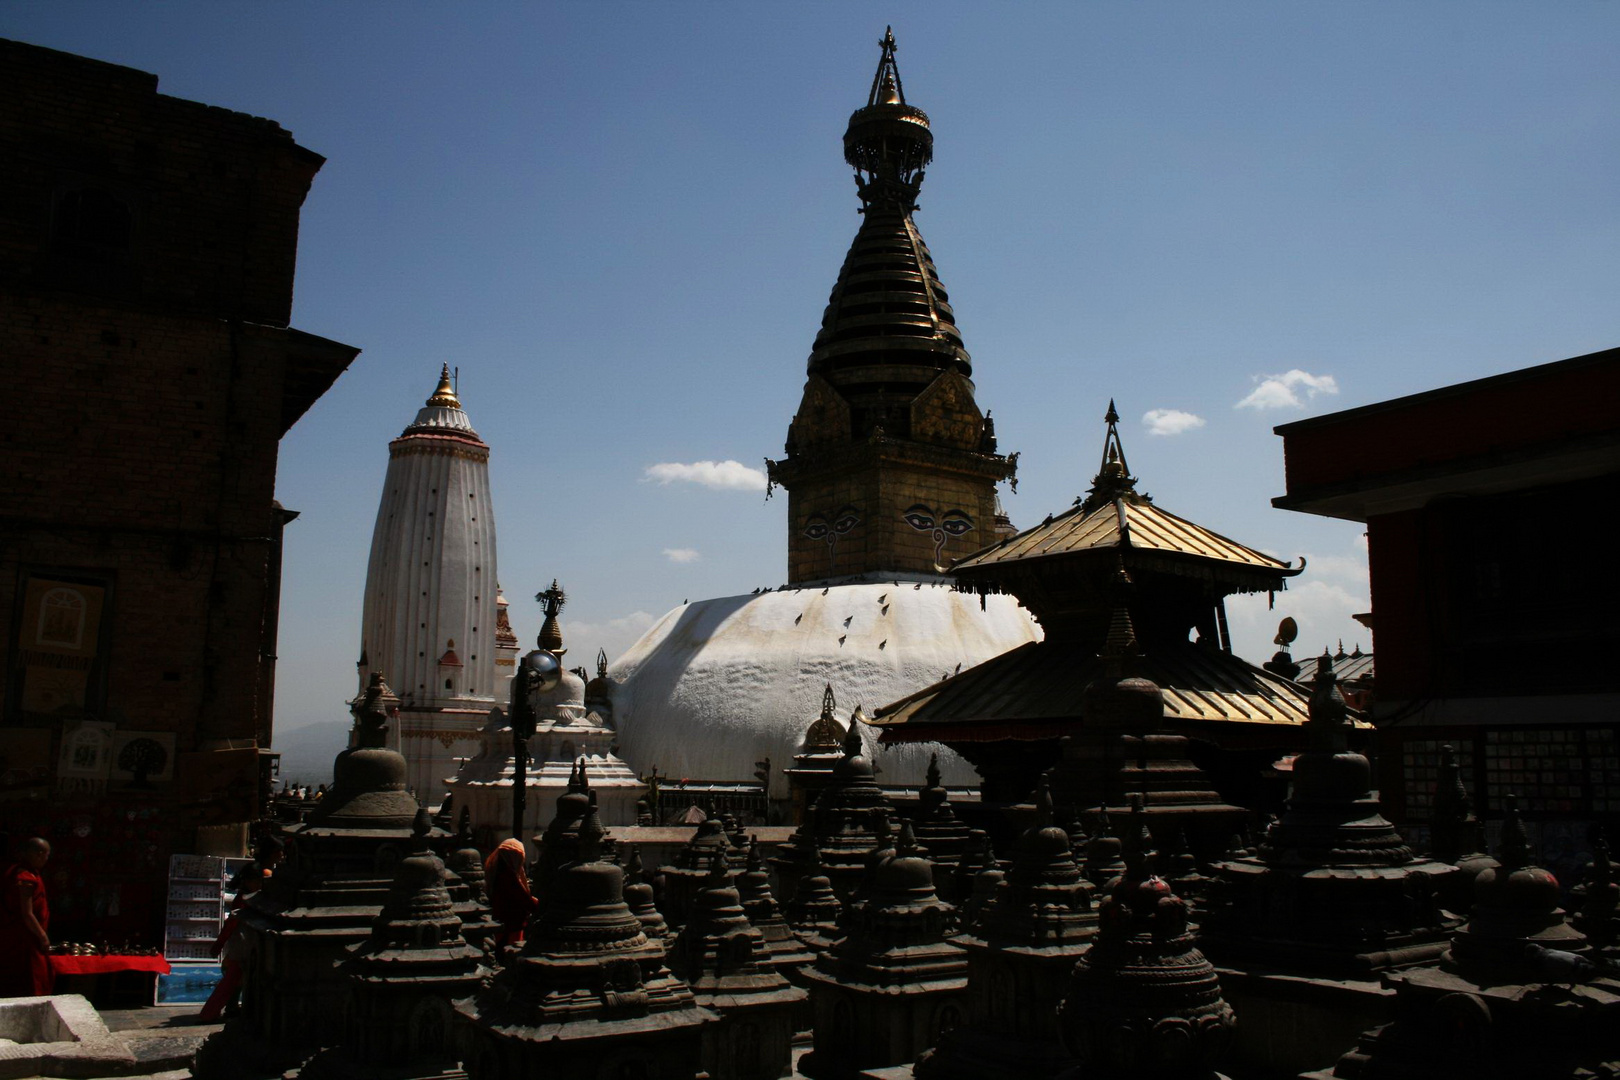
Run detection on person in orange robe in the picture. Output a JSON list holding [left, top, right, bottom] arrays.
[[0, 837, 53, 997], [484, 838, 537, 956]]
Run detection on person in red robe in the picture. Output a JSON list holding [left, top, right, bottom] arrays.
[[197, 864, 264, 1022], [0, 837, 53, 997], [484, 838, 536, 956]]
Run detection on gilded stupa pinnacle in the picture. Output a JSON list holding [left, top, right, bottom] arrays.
[[426, 363, 461, 408]]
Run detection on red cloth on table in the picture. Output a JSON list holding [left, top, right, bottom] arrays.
[[0, 863, 52, 997], [48, 954, 172, 977]]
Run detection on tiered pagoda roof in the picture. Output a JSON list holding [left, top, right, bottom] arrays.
[[873, 405, 1321, 776]]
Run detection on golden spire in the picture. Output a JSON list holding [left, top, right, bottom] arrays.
[[425, 363, 461, 408]]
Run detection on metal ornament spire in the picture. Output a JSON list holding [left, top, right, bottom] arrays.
[[1079, 400, 1141, 512], [844, 27, 933, 214]]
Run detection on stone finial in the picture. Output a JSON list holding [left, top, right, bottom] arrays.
[[1084, 804, 1126, 888], [576, 803, 606, 863], [1496, 794, 1532, 871], [353, 671, 395, 748], [1035, 772, 1055, 829]]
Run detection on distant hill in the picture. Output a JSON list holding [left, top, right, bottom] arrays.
[[269, 719, 350, 787]]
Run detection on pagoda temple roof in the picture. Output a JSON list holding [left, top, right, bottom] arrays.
[[954, 493, 1292, 578], [871, 638, 1329, 743], [952, 402, 1299, 594]]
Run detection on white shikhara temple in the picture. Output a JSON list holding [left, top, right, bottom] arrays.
[[356, 366, 516, 802]]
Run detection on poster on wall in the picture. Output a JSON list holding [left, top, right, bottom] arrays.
[[109, 731, 177, 788], [10, 573, 110, 721], [56, 719, 114, 793]]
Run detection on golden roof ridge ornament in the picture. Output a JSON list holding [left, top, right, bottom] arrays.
[[426, 363, 461, 408], [1078, 399, 1142, 513]]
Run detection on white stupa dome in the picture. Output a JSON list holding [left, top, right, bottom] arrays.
[[607, 580, 1040, 799]]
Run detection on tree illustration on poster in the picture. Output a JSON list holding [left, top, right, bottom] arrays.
[[118, 736, 167, 788]]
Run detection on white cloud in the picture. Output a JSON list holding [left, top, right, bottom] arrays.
[[1236, 369, 1340, 410], [643, 460, 767, 491], [1298, 552, 1369, 583], [663, 547, 701, 564], [1142, 408, 1206, 436], [1227, 579, 1370, 664], [563, 610, 658, 663]]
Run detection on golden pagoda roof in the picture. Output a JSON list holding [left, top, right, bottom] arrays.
[[953, 400, 1300, 586], [954, 495, 1292, 574]]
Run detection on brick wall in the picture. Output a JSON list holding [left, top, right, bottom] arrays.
[[0, 38, 356, 942]]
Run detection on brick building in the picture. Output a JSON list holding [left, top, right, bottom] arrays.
[[0, 39, 357, 941], [1272, 347, 1620, 848]]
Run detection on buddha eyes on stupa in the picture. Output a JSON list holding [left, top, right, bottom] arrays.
[[903, 505, 935, 531]]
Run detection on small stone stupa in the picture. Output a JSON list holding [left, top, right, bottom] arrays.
[[799, 822, 969, 1078], [783, 845, 845, 958], [300, 809, 490, 1080], [659, 814, 747, 929], [773, 718, 897, 902], [454, 804, 713, 1078], [916, 775, 1099, 1080], [736, 842, 818, 1003], [1205, 655, 1458, 974], [1056, 824, 1236, 1080], [784, 684, 854, 824], [908, 751, 975, 873], [1429, 742, 1499, 914], [1309, 797, 1620, 1080], [667, 854, 807, 1080], [442, 807, 499, 955]]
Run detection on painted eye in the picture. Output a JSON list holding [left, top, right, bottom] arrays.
[[903, 504, 935, 531], [833, 509, 861, 535], [940, 513, 975, 537], [803, 516, 829, 541]]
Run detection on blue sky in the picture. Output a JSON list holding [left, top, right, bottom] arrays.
[[7, 4, 1617, 736]]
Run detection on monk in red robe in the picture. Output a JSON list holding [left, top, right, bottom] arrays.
[[0, 837, 53, 997], [484, 838, 536, 955]]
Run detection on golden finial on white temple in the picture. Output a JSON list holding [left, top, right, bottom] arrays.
[[426, 363, 460, 408]]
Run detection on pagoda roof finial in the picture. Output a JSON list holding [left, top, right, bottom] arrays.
[[868, 26, 906, 107], [1079, 399, 1140, 512], [426, 363, 460, 408]]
